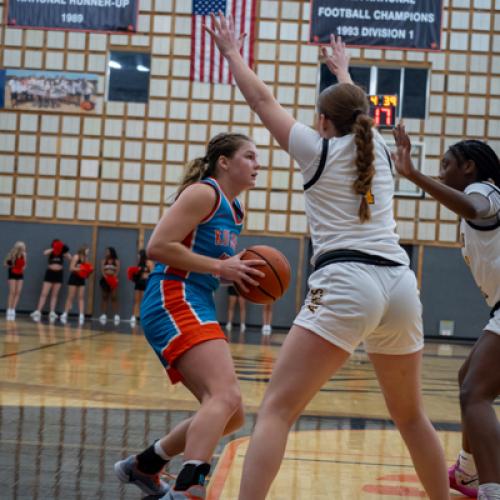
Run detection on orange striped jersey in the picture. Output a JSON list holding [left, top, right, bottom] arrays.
[[149, 177, 244, 291]]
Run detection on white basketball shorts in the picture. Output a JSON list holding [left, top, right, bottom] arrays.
[[485, 307, 500, 335], [294, 262, 424, 355]]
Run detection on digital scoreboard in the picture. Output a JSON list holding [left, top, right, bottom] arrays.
[[369, 94, 398, 129]]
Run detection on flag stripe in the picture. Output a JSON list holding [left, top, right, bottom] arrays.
[[191, 0, 256, 85]]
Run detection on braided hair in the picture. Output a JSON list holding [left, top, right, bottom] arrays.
[[177, 132, 252, 197], [448, 140, 500, 186], [318, 83, 375, 223]]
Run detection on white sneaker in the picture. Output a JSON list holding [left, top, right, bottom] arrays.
[[225, 322, 232, 332], [6, 309, 13, 320], [262, 324, 272, 335], [30, 310, 41, 322], [49, 311, 58, 321], [99, 314, 107, 324], [113, 314, 120, 324], [129, 315, 136, 324], [240, 323, 246, 333], [60, 312, 68, 324], [78, 314, 85, 324], [11, 310, 16, 320]]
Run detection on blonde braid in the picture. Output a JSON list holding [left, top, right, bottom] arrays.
[[352, 114, 375, 223]]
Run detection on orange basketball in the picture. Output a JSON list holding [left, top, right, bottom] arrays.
[[80, 100, 94, 111], [234, 245, 291, 304]]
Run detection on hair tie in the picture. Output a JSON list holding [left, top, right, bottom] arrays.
[[352, 109, 363, 121]]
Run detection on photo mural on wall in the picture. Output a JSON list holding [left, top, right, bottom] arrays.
[[4, 69, 99, 113]]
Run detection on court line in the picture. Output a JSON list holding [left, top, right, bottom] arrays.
[[207, 437, 248, 500], [0, 330, 110, 359], [207, 429, 464, 500]]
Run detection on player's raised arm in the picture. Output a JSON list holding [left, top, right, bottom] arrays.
[[321, 34, 354, 85], [393, 123, 490, 220], [206, 12, 296, 152]]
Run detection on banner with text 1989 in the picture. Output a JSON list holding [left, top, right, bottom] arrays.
[[7, 0, 138, 32], [310, 0, 442, 50]]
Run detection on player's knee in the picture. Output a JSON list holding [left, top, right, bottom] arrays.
[[259, 393, 301, 427], [460, 380, 496, 410], [388, 404, 424, 430], [214, 384, 243, 416]]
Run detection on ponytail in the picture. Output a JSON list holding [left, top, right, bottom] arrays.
[[317, 83, 375, 222], [177, 157, 211, 197], [176, 132, 252, 198], [352, 114, 375, 223]]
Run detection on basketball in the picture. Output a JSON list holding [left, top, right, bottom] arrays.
[[80, 100, 95, 111], [234, 245, 291, 304]]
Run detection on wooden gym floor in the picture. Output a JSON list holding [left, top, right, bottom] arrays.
[[1, 317, 498, 499]]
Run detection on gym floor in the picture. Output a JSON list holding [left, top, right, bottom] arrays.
[[1, 317, 496, 499]]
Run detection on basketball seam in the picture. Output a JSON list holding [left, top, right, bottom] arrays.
[[234, 282, 276, 302], [245, 248, 285, 295]]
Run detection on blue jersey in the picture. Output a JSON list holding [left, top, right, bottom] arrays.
[[149, 177, 244, 291]]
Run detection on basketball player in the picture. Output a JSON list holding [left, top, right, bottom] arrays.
[[114, 133, 264, 500], [393, 125, 500, 500], [207, 16, 449, 500]]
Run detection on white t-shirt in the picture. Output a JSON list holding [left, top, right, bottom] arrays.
[[289, 122, 409, 266], [460, 182, 500, 308]]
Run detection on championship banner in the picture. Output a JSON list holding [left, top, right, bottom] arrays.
[[7, 0, 138, 32], [310, 0, 442, 50]]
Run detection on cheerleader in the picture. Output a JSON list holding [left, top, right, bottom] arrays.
[[128, 249, 154, 324], [31, 240, 71, 322], [60, 245, 93, 325], [99, 247, 120, 324], [4, 241, 27, 320]]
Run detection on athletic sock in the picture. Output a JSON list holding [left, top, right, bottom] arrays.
[[458, 449, 477, 476], [135, 442, 169, 474], [478, 483, 500, 499], [154, 440, 171, 461], [174, 462, 211, 491]]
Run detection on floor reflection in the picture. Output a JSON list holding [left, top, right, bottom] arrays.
[[0, 317, 492, 499]]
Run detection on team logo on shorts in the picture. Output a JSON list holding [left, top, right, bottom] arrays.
[[307, 288, 324, 313]]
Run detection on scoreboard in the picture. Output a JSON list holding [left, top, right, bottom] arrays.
[[369, 94, 398, 129]]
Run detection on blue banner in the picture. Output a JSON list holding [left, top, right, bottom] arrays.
[[7, 0, 138, 32], [310, 0, 442, 50]]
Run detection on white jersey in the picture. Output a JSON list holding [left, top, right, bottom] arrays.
[[289, 122, 409, 266], [460, 182, 500, 308]]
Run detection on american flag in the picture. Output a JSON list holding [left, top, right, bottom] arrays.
[[191, 0, 257, 84]]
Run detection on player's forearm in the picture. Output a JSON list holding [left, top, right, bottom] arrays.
[[335, 69, 353, 85], [408, 170, 483, 220], [148, 241, 222, 276], [225, 50, 276, 114]]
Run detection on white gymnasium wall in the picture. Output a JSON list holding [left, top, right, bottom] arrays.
[[0, 0, 499, 246]]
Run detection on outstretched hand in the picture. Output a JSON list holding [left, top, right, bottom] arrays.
[[205, 11, 246, 58], [392, 123, 417, 179], [321, 35, 351, 82]]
